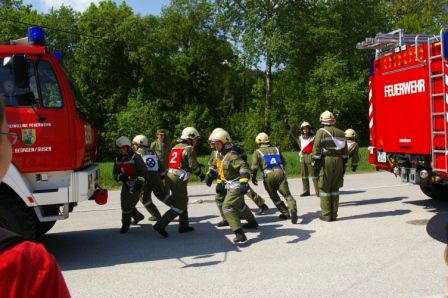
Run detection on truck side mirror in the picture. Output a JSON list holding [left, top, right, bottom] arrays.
[[3, 55, 30, 88]]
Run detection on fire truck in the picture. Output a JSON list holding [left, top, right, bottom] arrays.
[[357, 28, 448, 200], [0, 26, 107, 239]]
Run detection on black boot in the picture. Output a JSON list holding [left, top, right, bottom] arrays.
[[179, 226, 195, 233], [290, 208, 298, 224], [300, 191, 310, 197], [233, 229, 247, 243], [255, 204, 269, 215], [153, 224, 168, 238], [216, 220, 229, 227], [243, 220, 259, 229], [131, 213, 145, 225], [152, 209, 179, 238], [120, 223, 130, 234], [279, 213, 290, 220]]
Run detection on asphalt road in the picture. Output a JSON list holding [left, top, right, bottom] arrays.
[[42, 172, 448, 298]]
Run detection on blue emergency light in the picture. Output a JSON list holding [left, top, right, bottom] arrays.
[[369, 55, 375, 76], [27, 26, 45, 45], [53, 50, 63, 63], [443, 31, 448, 59]]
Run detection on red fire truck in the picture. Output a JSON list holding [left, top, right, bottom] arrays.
[[0, 26, 107, 239], [357, 28, 448, 200]]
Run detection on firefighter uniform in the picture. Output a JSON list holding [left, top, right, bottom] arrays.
[[251, 133, 298, 224], [312, 111, 348, 221], [285, 121, 319, 196], [207, 129, 258, 243], [133, 135, 172, 223], [206, 149, 227, 225], [229, 143, 268, 214], [113, 137, 148, 233], [153, 127, 205, 238], [150, 129, 172, 168], [345, 129, 359, 172]]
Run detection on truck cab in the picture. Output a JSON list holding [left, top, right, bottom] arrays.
[[0, 26, 107, 239]]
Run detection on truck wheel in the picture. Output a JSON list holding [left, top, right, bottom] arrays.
[[419, 185, 434, 199], [431, 182, 448, 201], [35, 221, 56, 238], [0, 191, 37, 240]]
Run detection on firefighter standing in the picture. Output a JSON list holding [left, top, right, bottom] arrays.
[[251, 133, 298, 224], [208, 130, 258, 243], [132, 135, 172, 222], [153, 127, 205, 238], [150, 129, 171, 168], [113, 136, 148, 233], [345, 128, 359, 172], [312, 111, 348, 222], [284, 119, 319, 196]]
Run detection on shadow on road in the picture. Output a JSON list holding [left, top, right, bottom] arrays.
[[340, 196, 407, 207], [403, 197, 448, 213], [43, 222, 241, 271], [43, 213, 316, 271], [337, 209, 411, 221]]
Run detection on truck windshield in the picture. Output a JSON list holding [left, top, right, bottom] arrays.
[[0, 58, 36, 107], [0, 58, 63, 108]]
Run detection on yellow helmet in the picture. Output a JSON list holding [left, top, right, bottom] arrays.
[[116, 136, 131, 147], [345, 128, 357, 139], [320, 110, 336, 124], [300, 121, 311, 129], [209, 129, 231, 144], [180, 127, 200, 140], [255, 132, 270, 144], [132, 134, 148, 147]]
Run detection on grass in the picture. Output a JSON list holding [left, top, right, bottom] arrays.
[[99, 147, 376, 189]]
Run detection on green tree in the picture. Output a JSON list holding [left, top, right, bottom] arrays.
[[215, 0, 295, 133]]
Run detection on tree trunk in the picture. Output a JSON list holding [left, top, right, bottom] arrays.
[[264, 55, 272, 134]]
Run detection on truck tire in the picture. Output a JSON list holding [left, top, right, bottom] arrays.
[[0, 191, 37, 240], [431, 182, 448, 201], [35, 221, 56, 238], [419, 185, 434, 199]]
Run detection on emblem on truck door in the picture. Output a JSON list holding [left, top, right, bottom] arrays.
[[21, 128, 36, 146]]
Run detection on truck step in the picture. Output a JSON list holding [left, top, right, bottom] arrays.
[[429, 54, 442, 60], [431, 93, 444, 97], [430, 73, 443, 78]]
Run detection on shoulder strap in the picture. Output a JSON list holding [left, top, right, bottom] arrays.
[[0, 227, 24, 251]]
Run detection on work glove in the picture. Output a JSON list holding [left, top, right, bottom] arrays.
[[251, 176, 258, 186], [284, 116, 291, 131], [351, 165, 357, 172], [116, 173, 128, 183], [216, 183, 225, 194], [239, 183, 249, 195], [205, 174, 214, 187], [133, 179, 144, 192], [312, 159, 320, 177], [205, 170, 218, 186], [198, 172, 206, 182]]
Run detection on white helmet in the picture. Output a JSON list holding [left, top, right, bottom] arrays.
[[209, 130, 231, 144], [116, 136, 131, 147], [345, 128, 357, 139], [255, 132, 270, 144], [320, 110, 336, 124], [300, 121, 311, 129], [132, 134, 148, 147], [209, 128, 232, 142], [180, 127, 200, 140]]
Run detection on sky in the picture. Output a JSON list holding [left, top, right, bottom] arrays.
[[22, 0, 170, 16]]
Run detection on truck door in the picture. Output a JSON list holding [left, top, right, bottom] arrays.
[[5, 58, 74, 173]]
